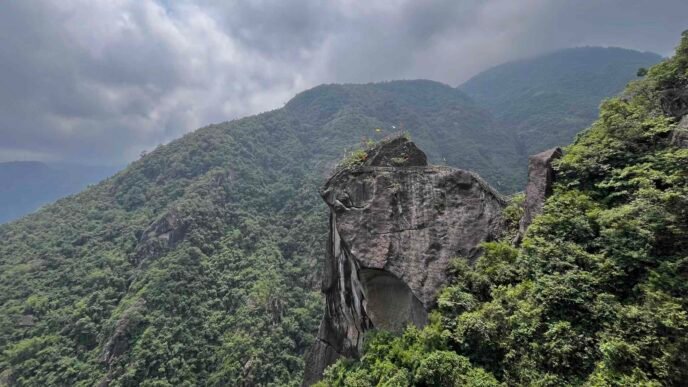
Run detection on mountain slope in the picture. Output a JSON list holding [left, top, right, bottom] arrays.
[[0, 162, 119, 224], [461, 47, 662, 160], [0, 80, 512, 386], [0, 47, 670, 386], [322, 33, 688, 387]]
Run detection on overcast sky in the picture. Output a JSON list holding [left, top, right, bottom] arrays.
[[0, 0, 686, 165]]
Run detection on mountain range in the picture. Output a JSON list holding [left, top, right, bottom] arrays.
[[0, 46, 664, 385], [0, 162, 120, 224]]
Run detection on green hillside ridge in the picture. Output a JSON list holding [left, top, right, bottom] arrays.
[[321, 33, 688, 386], [461, 47, 662, 165], [0, 162, 120, 224]]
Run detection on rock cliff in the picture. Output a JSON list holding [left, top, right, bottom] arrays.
[[516, 147, 563, 243], [303, 138, 507, 384]]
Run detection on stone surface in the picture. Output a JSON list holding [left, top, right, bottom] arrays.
[[16, 314, 36, 328], [303, 140, 506, 384], [99, 298, 147, 386], [671, 115, 688, 148], [516, 147, 563, 243], [660, 87, 688, 118], [364, 136, 427, 167], [132, 209, 188, 266]]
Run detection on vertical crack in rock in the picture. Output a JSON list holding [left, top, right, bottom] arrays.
[[303, 138, 506, 385]]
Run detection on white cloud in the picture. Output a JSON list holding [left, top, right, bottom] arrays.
[[0, 0, 685, 164]]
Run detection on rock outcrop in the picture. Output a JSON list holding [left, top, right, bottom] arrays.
[[303, 138, 506, 384], [99, 298, 147, 386], [672, 115, 688, 148], [365, 136, 428, 167], [516, 147, 563, 243], [660, 87, 688, 118], [131, 209, 189, 266]]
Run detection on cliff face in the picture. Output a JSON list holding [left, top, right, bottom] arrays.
[[516, 147, 563, 243], [304, 138, 507, 384]]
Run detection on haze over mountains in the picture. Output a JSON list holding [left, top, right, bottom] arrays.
[[460, 47, 663, 159], [0, 162, 120, 224], [0, 47, 660, 223], [0, 44, 665, 386]]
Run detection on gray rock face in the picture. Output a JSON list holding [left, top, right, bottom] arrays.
[[660, 88, 688, 118], [303, 139, 506, 384], [672, 115, 688, 148], [99, 298, 147, 386], [131, 209, 188, 266], [516, 147, 563, 242], [365, 136, 427, 167]]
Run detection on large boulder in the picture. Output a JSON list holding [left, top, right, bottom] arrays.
[[303, 138, 506, 384]]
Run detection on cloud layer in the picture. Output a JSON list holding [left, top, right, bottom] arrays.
[[0, 0, 686, 164]]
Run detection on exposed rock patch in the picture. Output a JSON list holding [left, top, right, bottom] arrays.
[[516, 147, 563, 243], [303, 138, 506, 384], [16, 314, 36, 328], [364, 136, 427, 167], [131, 209, 189, 266], [672, 115, 688, 148], [99, 298, 147, 386]]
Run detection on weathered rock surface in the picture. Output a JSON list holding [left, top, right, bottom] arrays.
[[516, 147, 563, 243], [660, 87, 688, 118], [672, 115, 688, 148], [131, 209, 189, 266], [303, 138, 506, 384], [364, 136, 427, 167]]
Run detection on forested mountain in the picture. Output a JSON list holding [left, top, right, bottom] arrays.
[[321, 33, 688, 386], [0, 162, 119, 224], [0, 80, 518, 386], [0, 45, 669, 386], [461, 47, 662, 162]]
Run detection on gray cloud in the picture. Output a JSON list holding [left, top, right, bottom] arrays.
[[0, 0, 686, 164]]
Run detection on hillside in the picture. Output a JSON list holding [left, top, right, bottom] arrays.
[[0, 80, 513, 386], [0, 162, 119, 224], [461, 47, 662, 161], [0, 46, 674, 386], [321, 33, 688, 386]]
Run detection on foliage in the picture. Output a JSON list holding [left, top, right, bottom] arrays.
[[323, 34, 688, 386]]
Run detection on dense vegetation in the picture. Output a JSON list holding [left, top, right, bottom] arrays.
[[461, 47, 661, 171], [321, 33, 688, 386]]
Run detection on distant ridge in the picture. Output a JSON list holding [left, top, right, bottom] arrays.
[[0, 161, 119, 223], [461, 46, 662, 160]]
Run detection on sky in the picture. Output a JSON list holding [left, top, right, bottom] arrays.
[[0, 0, 686, 165]]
